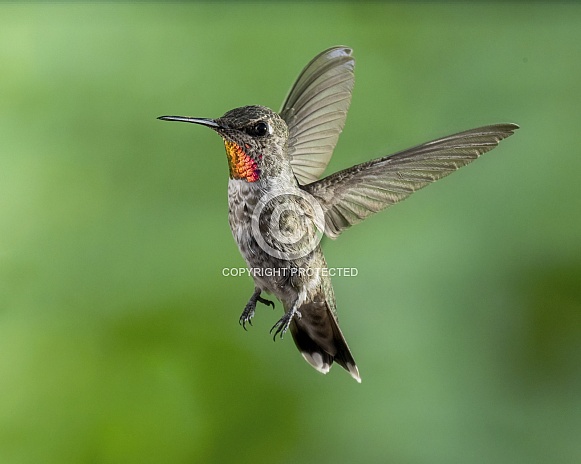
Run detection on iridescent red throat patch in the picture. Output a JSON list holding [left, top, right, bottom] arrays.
[[224, 140, 260, 182]]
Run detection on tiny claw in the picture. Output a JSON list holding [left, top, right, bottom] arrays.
[[239, 303, 256, 331], [270, 325, 284, 341], [258, 296, 275, 309], [239, 313, 253, 331], [270, 308, 299, 341], [269, 322, 282, 341], [239, 291, 274, 331]]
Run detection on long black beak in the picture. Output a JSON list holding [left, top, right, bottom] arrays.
[[157, 115, 220, 129]]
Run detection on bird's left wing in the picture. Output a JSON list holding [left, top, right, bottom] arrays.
[[303, 123, 519, 239]]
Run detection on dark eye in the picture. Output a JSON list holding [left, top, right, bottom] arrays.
[[249, 121, 270, 137]]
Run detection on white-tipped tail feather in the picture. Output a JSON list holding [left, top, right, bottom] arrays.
[[301, 351, 331, 375], [290, 299, 360, 382]]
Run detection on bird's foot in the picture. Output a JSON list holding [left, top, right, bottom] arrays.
[[239, 290, 275, 330], [270, 307, 301, 340]]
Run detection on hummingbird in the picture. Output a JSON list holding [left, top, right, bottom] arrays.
[[158, 46, 518, 383]]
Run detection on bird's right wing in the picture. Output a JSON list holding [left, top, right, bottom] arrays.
[[280, 46, 355, 186], [304, 124, 519, 239]]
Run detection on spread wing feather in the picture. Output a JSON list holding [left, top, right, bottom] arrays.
[[304, 124, 519, 238], [280, 46, 355, 185]]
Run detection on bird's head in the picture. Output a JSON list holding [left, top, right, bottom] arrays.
[[159, 105, 289, 182]]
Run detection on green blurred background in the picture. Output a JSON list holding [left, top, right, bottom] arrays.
[[1, 3, 580, 463]]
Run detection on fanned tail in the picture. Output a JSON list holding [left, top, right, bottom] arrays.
[[289, 300, 360, 383]]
